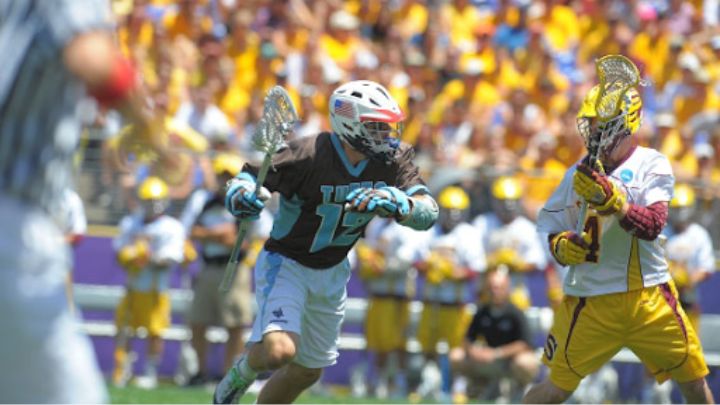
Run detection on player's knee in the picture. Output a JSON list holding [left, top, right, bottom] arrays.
[[262, 333, 297, 369]]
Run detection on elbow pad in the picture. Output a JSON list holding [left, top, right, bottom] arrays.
[[399, 195, 438, 230]]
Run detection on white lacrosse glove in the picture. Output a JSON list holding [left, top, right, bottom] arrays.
[[345, 186, 411, 219]]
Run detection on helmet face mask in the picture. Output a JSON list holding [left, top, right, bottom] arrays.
[[329, 80, 406, 164], [577, 86, 642, 163]]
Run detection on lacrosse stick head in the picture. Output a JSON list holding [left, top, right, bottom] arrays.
[[329, 80, 406, 164], [577, 55, 642, 163], [252, 86, 299, 155]]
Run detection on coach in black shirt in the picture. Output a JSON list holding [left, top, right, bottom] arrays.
[[450, 268, 539, 400]]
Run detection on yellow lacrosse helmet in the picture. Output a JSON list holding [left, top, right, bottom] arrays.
[[577, 85, 642, 157], [212, 153, 244, 176], [491, 176, 523, 200], [138, 176, 169, 201], [577, 85, 643, 133], [670, 184, 696, 208], [438, 186, 470, 210]]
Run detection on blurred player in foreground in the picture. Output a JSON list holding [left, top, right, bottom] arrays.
[[112, 177, 185, 389], [526, 84, 714, 403], [214, 80, 438, 404], [0, 0, 169, 402]]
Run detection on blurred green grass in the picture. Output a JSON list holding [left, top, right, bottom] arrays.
[[108, 383, 420, 404]]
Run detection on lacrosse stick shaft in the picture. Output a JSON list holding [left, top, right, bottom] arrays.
[[219, 152, 273, 293]]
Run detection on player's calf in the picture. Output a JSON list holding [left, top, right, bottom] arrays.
[[523, 379, 573, 404], [677, 377, 715, 404]]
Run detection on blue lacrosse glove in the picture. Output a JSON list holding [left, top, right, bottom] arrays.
[[345, 186, 411, 219], [225, 178, 271, 220]]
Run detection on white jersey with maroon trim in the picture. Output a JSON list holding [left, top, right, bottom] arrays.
[[537, 146, 675, 297]]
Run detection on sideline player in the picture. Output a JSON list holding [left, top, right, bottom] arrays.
[[525, 83, 714, 403], [355, 217, 419, 398], [214, 80, 438, 404], [664, 183, 715, 331], [473, 176, 547, 310], [112, 177, 185, 389], [0, 1, 169, 402]]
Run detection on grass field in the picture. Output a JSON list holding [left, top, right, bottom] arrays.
[[108, 384, 421, 404]]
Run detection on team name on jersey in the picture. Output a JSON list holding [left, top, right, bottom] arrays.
[[319, 181, 388, 204]]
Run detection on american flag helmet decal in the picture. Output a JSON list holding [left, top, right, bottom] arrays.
[[333, 99, 355, 118]]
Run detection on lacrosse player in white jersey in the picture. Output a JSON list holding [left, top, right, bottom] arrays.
[[525, 84, 714, 403], [414, 186, 485, 399], [0, 0, 171, 402], [112, 177, 185, 389], [473, 176, 547, 310], [356, 217, 424, 398]]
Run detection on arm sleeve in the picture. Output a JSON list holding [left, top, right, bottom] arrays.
[[393, 145, 428, 195], [619, 202, 668, 241]]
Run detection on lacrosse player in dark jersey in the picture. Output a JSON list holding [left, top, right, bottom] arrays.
[[214, 80, 438, 404]]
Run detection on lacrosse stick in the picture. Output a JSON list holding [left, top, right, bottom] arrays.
[[568, 55, 640, 285], [219, 86, 298, 292]]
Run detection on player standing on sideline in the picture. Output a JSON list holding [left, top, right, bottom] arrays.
[[525, 85, 715, 403], [112, 177, 185, 389], [413, 186, 484, 400], [0, 1, 169, 402], [473, 176, 547, 310], [214, 80, 438, 404], [355, 217, 422, 398]]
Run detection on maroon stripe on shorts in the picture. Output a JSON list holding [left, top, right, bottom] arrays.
[[655, 283, 689, 374], [564, 297, 587, 378]]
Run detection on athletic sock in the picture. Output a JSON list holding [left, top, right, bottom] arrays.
[[237, 356, 258, 380]]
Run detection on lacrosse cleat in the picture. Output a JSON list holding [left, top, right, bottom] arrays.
[[213, 356, 255, 404]]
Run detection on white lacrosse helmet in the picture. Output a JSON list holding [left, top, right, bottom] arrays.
[[329, 80, 406, 164]]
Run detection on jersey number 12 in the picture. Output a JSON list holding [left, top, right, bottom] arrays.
[[310, 203, 373, 253]]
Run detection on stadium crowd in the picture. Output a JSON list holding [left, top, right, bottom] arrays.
[[69, 0, 720, 402]]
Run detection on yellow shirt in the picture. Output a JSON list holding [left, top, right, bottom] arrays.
[[541, 5, 580, 51], [394, 3, 429, 39], [519, 157, 567, 204], [630, 34, 670, 82], [319, 34, 361, 67]]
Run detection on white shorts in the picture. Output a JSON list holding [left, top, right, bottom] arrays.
[[249, 249, 351, 369], [0, 196, 107, 403]]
